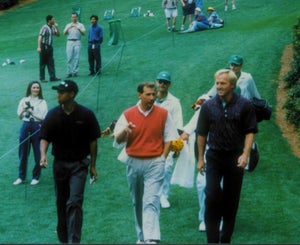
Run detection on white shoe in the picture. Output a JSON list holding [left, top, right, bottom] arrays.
[[30, 179, 39, 185], [199, 221, 206, 231], [180, 25, 184, 31], [160, 195, 170, 208], [224, 5, 228, 11], [232, 4, 236, 10], [136, 240, 144, 244], [13, 178, 23, 185]]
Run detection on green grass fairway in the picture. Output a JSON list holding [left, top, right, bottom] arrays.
[[0, 0, 300, 243]]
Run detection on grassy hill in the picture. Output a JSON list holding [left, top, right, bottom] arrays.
[[0, 0, 300, 243]]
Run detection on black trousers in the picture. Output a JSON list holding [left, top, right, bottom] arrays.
[[53, 159, 89, 244], [88, 44, 101, 74], [39, 45, 56, 80], [204, 149, 244, 243]]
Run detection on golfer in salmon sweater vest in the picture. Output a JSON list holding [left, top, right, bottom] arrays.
[[113, 82, 178, 244]]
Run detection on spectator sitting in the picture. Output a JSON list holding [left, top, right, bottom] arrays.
[[179, 7, 209, 33], [207, 6, 224, 28]]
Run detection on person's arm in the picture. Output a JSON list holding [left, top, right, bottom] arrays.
[[54, 22, 60, 37], [78, 23, 85, 35], [197, 135, 207, 174], [237, 133, 254, 168], [89, 139, 98, 180], [40, 139, 49, 168], [162, 141, 172, 159], [37, 35, 42, 53]]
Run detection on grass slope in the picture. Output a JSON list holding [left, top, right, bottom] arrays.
[[0, 0, 300, 243]]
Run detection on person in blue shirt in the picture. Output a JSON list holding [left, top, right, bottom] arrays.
[[179, 7, 209, 33], [88, 15, 103, 76]]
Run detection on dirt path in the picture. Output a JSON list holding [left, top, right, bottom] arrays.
[[276, 44, 300, 159]]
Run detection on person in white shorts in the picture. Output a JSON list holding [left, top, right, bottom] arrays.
[[162, 0, 179, 32]]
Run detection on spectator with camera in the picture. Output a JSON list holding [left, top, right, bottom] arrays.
[[13, 81, 48, 186]]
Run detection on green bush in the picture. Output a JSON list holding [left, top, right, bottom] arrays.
[[283, 84, 300, 128], [284, 18, 300, 131]]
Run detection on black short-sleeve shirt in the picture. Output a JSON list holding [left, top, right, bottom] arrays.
[[40, 103, 101, 161], [196, 94, 258, 152]]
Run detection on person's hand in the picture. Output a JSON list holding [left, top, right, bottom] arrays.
[[90, 166, 98, 184], [197, 159, 206, 175], [237, 154, 248, 169], [180, 132, 189, 141], [37, 47, 41, 53], [40, 156, 48, 168]]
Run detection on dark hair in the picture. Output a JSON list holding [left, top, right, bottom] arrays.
[[46, 15, 53, 22], [90, 14, 98, 21], [71, 12, 78, 17], [26, 81, 44, 99], [137, 82, 156, 93]]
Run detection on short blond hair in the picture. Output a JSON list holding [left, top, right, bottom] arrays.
[[214, 69, 237, 88]]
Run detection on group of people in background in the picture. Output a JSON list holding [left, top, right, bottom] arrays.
[[37, 13, 103, 83], [162, 0, 231, 33]]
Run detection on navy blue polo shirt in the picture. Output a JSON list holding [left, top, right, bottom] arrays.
[[40, 103, 101, 161], [196, 94, 258, 152]]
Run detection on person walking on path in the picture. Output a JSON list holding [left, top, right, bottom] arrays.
[[40, 80, 101, 243], [196, 69, 258, 243], [88, 15, 103, 76], [13, 81, 48, 186], [113, 82, 178, 244], [63, 12, 85, 78], [37, 15, 61, 83]]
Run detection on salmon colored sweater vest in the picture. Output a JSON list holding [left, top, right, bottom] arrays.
[[124, 105, 168, 158]]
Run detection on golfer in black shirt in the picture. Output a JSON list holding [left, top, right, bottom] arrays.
[[196, 69, 257, 243], [40, 80, 101, 243]]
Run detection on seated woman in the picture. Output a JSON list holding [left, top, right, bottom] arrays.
[[207, 6, 224, 28], [179, 7, 209, 33]]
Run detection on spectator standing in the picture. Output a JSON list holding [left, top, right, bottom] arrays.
[[39, 80, 101, 243], [37, 15, 61, 83], [224, 0, 236, 11], [162, 0, 179, 32], [180, 0, 196, 31], [113, 82, 178, 244], [155, 71, 183, 208], [63, 12, 85, 78], [13, 81, 48, 186], [196, 69, 258, 243], [88, 15, 103, 76]]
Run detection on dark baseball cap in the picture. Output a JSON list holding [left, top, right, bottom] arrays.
[[52, 80, 79, 94]]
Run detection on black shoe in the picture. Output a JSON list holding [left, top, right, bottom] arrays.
[[66, 74, 72, 78], [88, 72, 95, 76], [50, 77, 61, 82]]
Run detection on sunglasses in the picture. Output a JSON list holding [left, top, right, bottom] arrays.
[[230, 63, 241, 67], [158, 80, 170, 84]]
